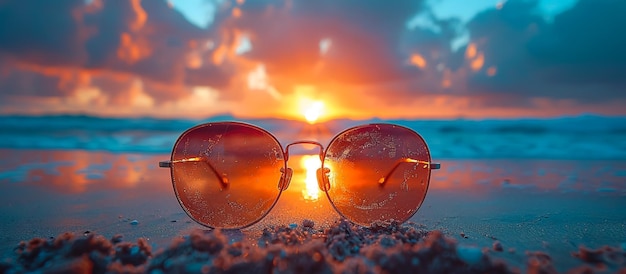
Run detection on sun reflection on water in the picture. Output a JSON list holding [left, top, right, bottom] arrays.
[[300, 155, 321, 201]]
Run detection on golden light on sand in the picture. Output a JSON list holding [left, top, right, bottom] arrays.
[[300, 155, 321, 201], [303, 100, 325, 124]]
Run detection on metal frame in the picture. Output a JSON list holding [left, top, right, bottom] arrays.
[[159, 121, 441, 229]]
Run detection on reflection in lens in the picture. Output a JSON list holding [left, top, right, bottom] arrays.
[[170, 122, 285, 229], [300, 155, 321, 201], [323, 124, 432, 226]]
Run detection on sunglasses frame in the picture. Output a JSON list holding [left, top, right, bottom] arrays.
[[160, 121, 440, 229]]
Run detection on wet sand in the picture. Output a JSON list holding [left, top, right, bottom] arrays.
[[1, 149, 625, 272]]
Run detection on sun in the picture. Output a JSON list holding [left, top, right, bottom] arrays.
[[303, 101, 325, 124]]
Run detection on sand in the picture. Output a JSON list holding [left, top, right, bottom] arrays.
[[2, 219, 625, 273]]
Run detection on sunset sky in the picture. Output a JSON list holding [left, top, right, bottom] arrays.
[[0, 0, 624, 121]]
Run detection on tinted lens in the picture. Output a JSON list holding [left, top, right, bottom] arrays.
[[170, 122, 285, 229], [323, 124, 432, 226]]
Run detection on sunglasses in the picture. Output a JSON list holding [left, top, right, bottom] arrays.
[[159, 121, 440, 229]]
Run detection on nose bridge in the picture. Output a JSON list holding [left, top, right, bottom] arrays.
[[278, 141, 325, 191], [284, 141, 325, 163]]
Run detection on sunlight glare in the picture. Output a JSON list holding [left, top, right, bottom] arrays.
[[300, 155, 321, 201], [303, 101, 325, 124]]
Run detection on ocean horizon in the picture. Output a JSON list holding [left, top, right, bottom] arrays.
[[1, 114, 625, 160]]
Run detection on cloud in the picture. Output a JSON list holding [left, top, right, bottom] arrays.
[[207, 0, 464, 114], [463, 0, 626, 103], [83, 0, 230, 88], [0, 0, 229, 103], [0, 0, 625, 119], [226, 0, 429, 86], [529, 0, 626, 90], [0, 0, 87, 66]]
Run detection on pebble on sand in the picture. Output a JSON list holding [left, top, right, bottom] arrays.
[[492, 241, 503, 252]]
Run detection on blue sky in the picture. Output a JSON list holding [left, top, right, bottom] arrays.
[[171, 0, 579, 29]]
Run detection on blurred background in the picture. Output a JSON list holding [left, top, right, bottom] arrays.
[[1, 0, 625, 269], [0, 0, 625, 120], [0, 0, 625, 158]]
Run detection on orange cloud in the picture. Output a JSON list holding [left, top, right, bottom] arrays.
[[465, 43, 477, 59], [129, 0, 148, 31], [410, 53, 427, 68], [117, 32, 152, 64], [232, 7, 242, 18], [470, 52, 484, 71]]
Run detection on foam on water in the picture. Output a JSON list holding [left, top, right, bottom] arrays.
[[0, 114, 625, 159]]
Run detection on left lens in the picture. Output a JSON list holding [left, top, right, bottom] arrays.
[[323, 124, 432, 226], [169, 122, 285, 229]]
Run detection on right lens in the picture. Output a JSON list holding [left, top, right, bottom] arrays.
[[323, 124, 432, 226], [169, 122, 285, 229]]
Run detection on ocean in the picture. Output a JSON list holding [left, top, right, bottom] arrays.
[[1, 114, 624, 160]]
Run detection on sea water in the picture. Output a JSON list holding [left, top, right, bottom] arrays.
[[0, 114, 624, 160]]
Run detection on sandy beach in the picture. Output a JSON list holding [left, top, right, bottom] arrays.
[[1, 149, 625, 273], [1, 0, 625, 272]]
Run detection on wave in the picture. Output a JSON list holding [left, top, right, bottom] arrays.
[[1, 114, 625, 159]]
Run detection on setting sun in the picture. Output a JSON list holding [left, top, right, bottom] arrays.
[[300, 155, 321, 201], [303, 101, 325, 124]]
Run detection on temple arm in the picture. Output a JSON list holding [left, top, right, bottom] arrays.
[[378, 158, 440, 186], [159, 157, 229, 189]]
